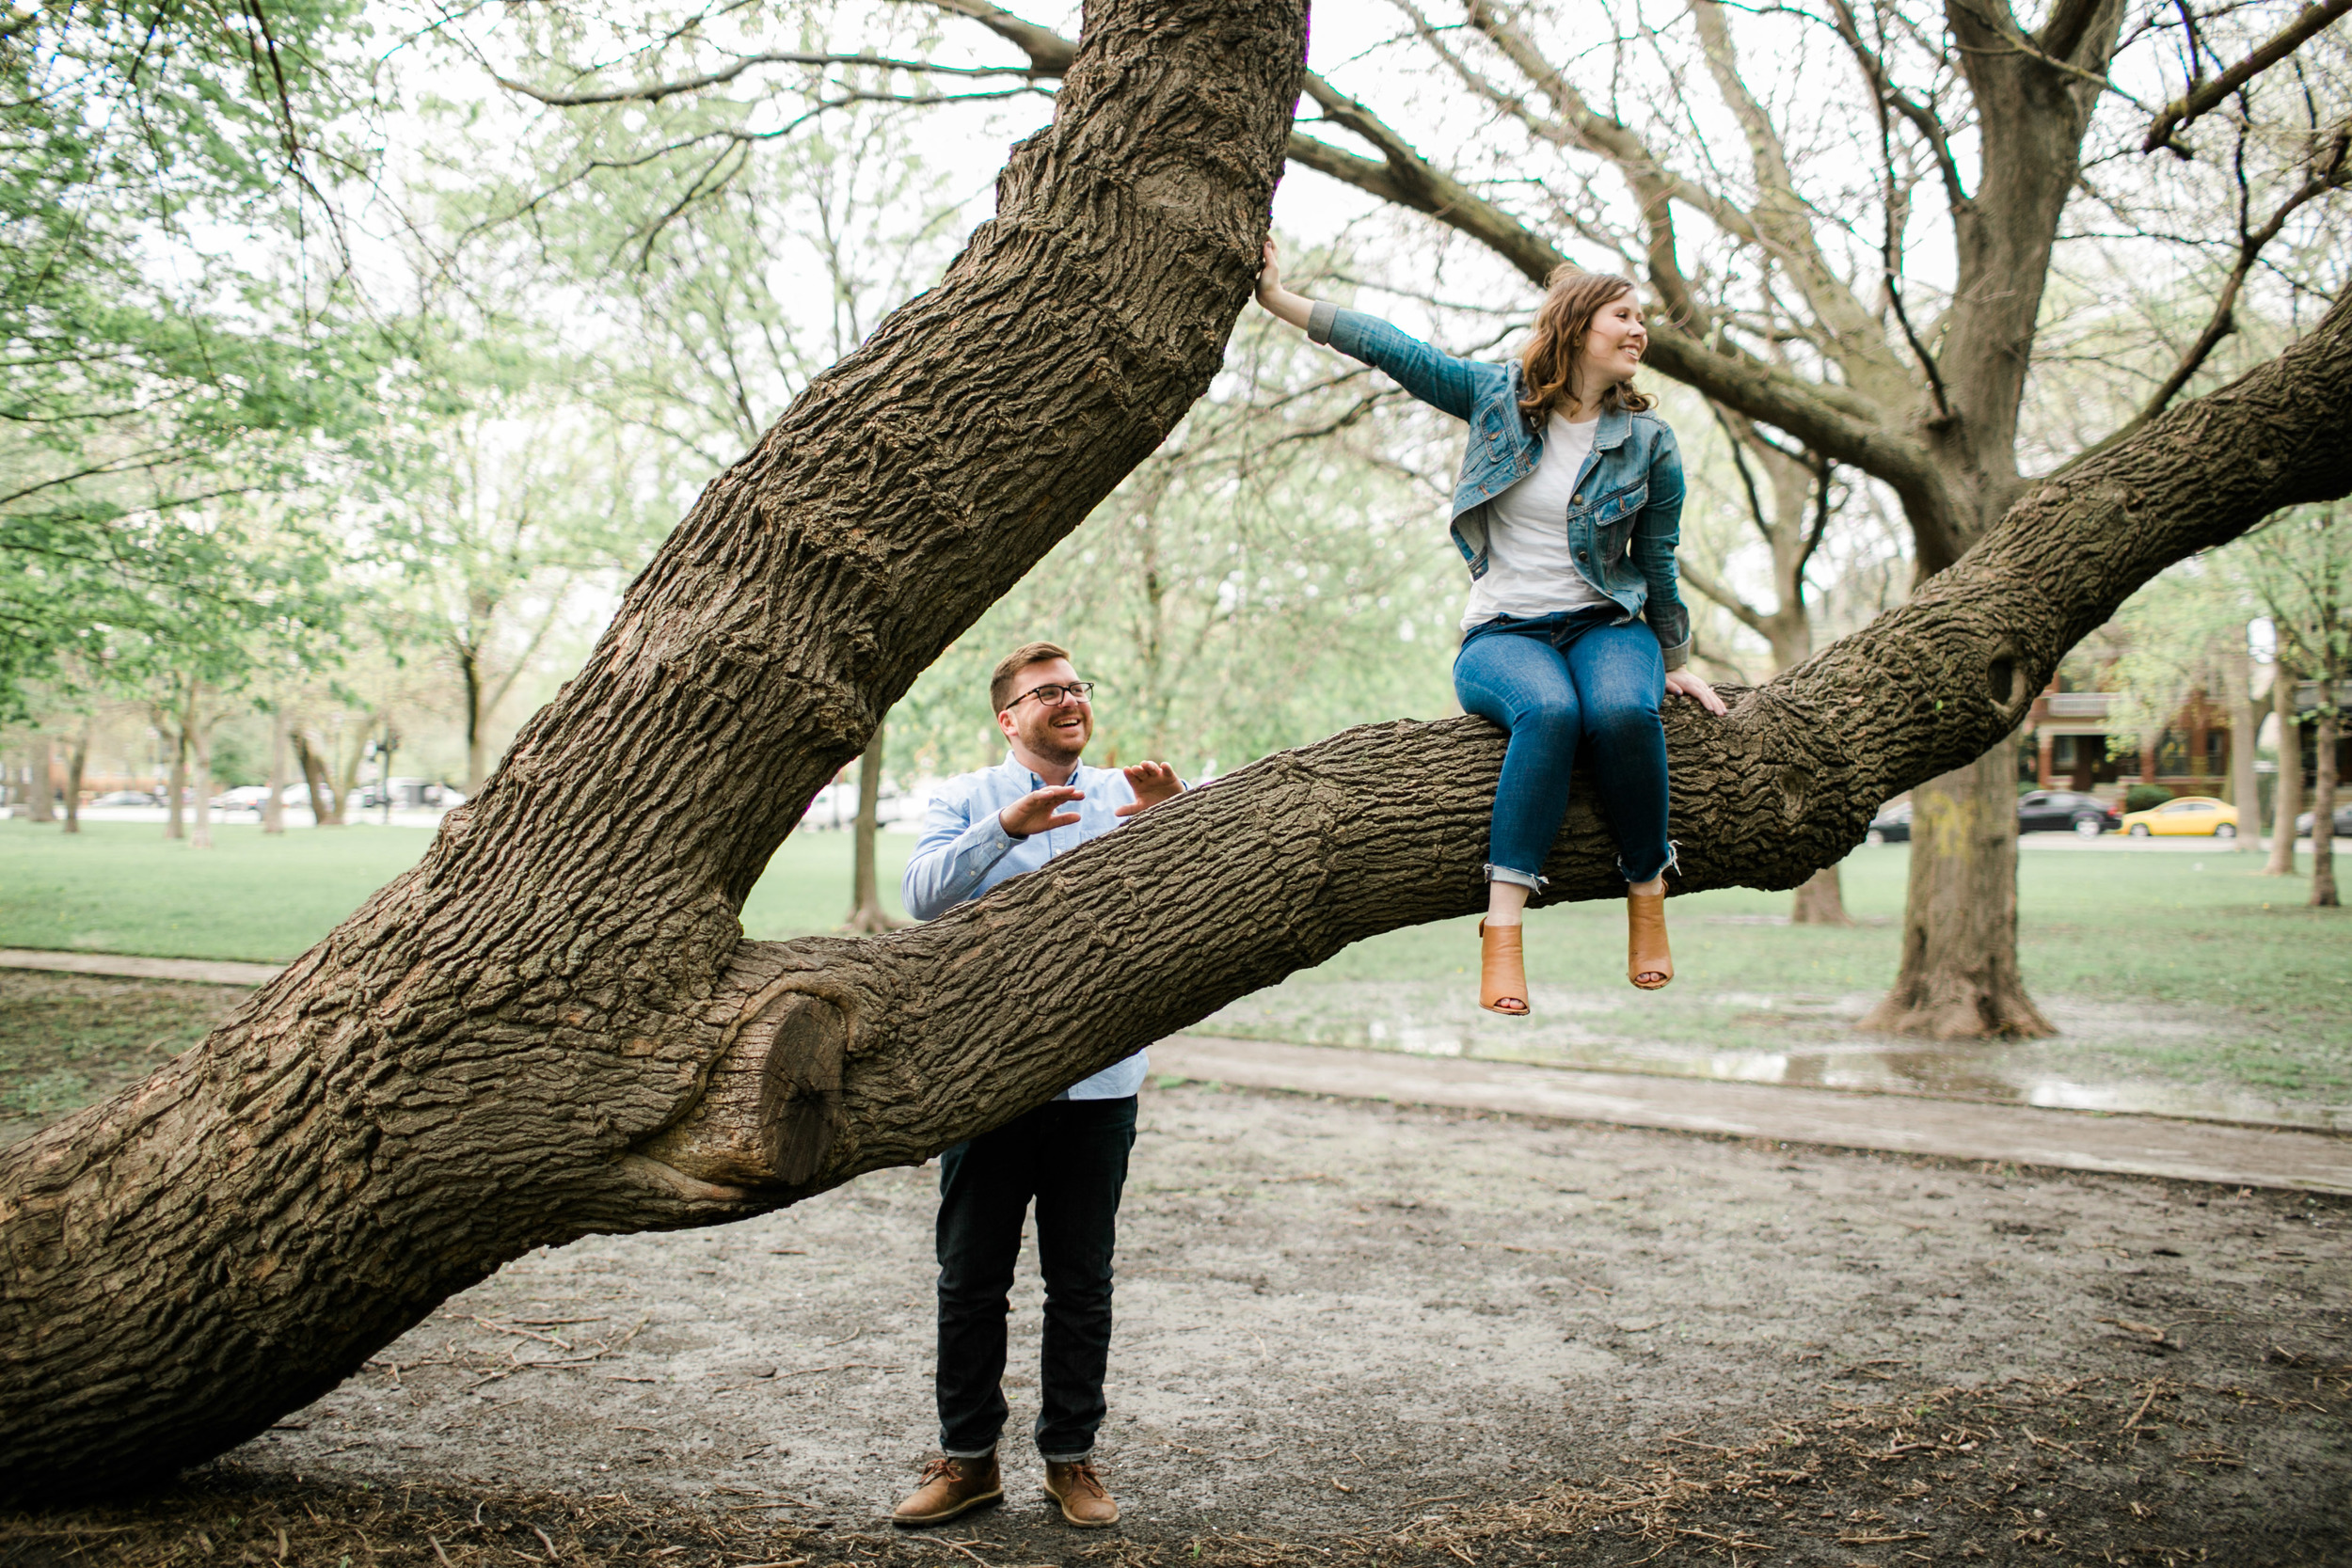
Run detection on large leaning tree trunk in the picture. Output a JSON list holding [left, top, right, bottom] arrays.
[[0, 0, 1311, 1504], [7, 4, 2352, 1511]]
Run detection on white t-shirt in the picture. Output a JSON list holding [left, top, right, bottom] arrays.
[[1460, 409, 1611, 630]]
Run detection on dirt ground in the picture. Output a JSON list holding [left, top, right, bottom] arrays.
[[7, 1081, 2349, 1567]]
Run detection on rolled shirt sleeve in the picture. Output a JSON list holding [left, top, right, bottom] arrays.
[[901, 789, 1023, 920]]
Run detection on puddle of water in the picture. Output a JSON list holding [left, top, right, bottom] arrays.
[[1189, 980, 2351, 1134]]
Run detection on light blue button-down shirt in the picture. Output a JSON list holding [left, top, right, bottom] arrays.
[[900, 753, 1153, 1100]]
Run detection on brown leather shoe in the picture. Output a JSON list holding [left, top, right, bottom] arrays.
[[892, 1452, 1003, 1528], [1627, 891, 1674, 990], [1042, 1458, 1120, 1528], [1478, 919, 1530, 1016]]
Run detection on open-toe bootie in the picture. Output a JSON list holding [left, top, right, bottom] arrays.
[[1627, 893, 1674, 990], [1479, 919, 1530, 1016]]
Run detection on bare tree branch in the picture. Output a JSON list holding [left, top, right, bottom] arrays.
[[2143, 0, 2352, 154], [2095, 118, 2349, 451], [1675, 553, 1772, 635], [494, 51, 1051, 108]]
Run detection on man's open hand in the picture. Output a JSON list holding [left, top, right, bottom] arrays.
[[1115, 761, 1182, 816], [1000, 785, 1084, 838]]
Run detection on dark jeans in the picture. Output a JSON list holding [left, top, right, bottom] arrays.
[[1454, 608, 1673, 887], [934, 1095, 1137, 1462]]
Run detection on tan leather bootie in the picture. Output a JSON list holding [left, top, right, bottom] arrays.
[[892, 1451, 1003, 1528], [1627, 891, 1674, 990], [1043, 1459, 1120, 1528], [1479, 919, 1530, 1016]]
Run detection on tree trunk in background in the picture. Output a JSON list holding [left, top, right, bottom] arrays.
[[186, 685, 214, 851], [1789, 865, 1850, 925], [2266, 661, 2302, 874], [296, 733, 342, 825], [457, 640, 488, 800], [1862, 736, 2051, 1038], [844, 719, 906, 934], [3, 12, 2349, 1507], [263, 709, 289, 835], [163, 728, 186, 841], [2312, 700, 2339, 907], [2222, 641, 2260, 850], [25, 740, 55, 821], [62, 723, 87, 834]]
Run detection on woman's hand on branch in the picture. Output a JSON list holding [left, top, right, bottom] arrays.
[[1254, 238, 1314, 331], [1664, 669, 1727, 716]]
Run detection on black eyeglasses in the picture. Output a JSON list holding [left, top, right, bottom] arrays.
[[1008, 680, 1095, 710]]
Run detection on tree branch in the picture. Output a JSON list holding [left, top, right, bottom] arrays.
[[494, 51, 1052, 108], [1676, 554, 1772, 635], [2089, 118, 2349, 453], [2143, 0, 2352, 154]]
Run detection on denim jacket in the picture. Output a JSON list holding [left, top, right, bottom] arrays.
[[1308, 303, 1692, 670]]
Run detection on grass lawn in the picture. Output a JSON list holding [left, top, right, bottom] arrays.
[[0, 818, 912, 961], [3, 819, 2344, 1124]]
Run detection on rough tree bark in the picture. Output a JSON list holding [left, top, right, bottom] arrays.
[[843, 719, 906, 934], [5, 1, 2352, 1512], [0, 0, 1311, 1503], [2266, 658, 2302, 873]]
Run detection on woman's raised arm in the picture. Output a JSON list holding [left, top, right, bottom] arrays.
[[1253, 237, 1315, 330]]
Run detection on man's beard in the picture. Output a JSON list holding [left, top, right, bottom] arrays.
[[1026, 714, 1089, 766]]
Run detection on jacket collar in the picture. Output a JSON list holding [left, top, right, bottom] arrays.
[[1508, 362, 1635, 450]]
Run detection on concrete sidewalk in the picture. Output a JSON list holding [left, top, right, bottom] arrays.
[[8, 946, 2345, 1194], [0, 947, 285, 987], [1154, 1035, 2352, 1195]]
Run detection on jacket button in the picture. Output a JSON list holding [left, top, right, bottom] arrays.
[[1572, 494, 1583, 504]]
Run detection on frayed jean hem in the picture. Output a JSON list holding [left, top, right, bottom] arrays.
[[1616, 839, 1680, 886]]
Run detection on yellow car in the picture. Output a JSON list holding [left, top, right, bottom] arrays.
[[2118, 796, 2241, 838]]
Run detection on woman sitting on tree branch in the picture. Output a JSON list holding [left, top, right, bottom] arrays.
[[1255, 240, 1726, 1014]]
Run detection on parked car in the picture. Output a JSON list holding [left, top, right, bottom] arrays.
[[1865, 800, 1913, 845], [2119, 795, 2239, 837], [2294, 803, 2352, 837], [350, 778, 465, 811], [211, 784, 276, 814], [2015, 789, 2119, 836], [86, 790, 161, 808]]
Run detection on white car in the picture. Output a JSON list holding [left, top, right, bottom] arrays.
[[210, 785, 277, 813]]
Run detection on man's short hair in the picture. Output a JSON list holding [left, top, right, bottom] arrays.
[[990, 641, 1073, 714]]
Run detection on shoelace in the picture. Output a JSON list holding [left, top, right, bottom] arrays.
[[1061, 1463, 1108, 1498], [918, 1456, 970, 1486]]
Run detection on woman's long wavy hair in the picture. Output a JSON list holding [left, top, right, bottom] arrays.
[[1518, 266, 1655, 423]]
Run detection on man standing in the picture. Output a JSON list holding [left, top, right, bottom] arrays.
[[891, 641, 1181, 1530]]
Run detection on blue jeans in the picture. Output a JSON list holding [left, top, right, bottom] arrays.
[[934, 1096, 1137, 1463], [1454, 609, 1674, 889]]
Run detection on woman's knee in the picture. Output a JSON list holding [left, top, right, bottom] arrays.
[[1582, 689, 1661, 740], [1507, 695, 1581, 748]]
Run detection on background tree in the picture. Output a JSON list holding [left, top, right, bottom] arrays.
[[2243, 505, 2349, 904], [2093, 562, 2265, 847], [438, 42, 977, 921], [0, 0, 384, 721], [891, 261, 1459, 784]]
